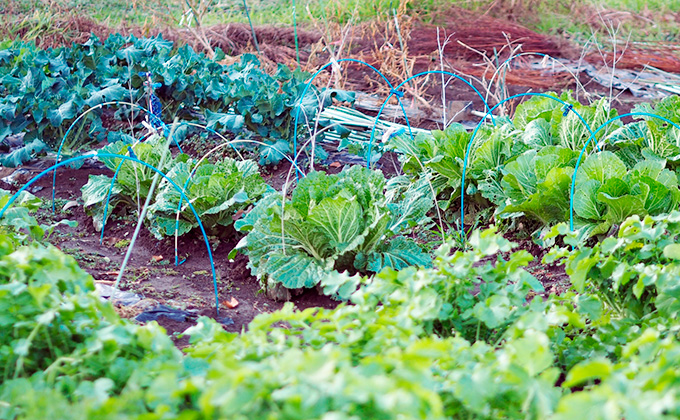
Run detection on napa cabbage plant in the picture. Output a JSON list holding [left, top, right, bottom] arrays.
[[147, 158, 271, 239], [512, 91, 619, 152], [232, 165, 433, 293], [496, 147, 680, 239], [81, 136, 268, 236], [496, 145, 577, 226], [573, 152, 680, 237], [388, 120, 518, 210], [605, 95, 680, 168]]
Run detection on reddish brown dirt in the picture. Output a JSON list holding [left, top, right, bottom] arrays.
[[1, 162, 338, 340]]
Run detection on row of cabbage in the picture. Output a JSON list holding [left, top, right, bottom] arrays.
[[390, 92, 680, 242], [74, 92, 680, 299]]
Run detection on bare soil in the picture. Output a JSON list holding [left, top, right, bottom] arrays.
[[1, 161, 338, 344]]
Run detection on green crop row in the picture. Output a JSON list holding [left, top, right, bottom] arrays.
[[390, 92, 680, 242], [1, 210, 680, 419], [0, 35, 346, 166]]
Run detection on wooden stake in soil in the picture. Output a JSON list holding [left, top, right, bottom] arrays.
[[114, 121, 177, 290]]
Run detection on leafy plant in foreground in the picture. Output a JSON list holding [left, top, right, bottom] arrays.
[[233, 165, 433, 294], [546, 212, 680, 319], [3, 224, 680, 419], [0, 235, 180, 385], [336, 226, 546, 343]]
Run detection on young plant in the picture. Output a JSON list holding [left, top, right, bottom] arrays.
[[81, 135, 269, 237], [388, 121, 517, 211], [546, 212, 680, 319], [81, 135, 172, 231], [147, 158, 271, 238], [572, 152, 680, 237], [606, 94, 680, 168]]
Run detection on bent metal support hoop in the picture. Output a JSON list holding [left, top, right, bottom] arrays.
[[365, 70, 496, 168], [569, 112, 680, 234], [52, 101, 185, 213], [1, 153, 223, 316], [292, 58, 413, 179], [98, 121, 247, 245], [460, 92, 598, 241]]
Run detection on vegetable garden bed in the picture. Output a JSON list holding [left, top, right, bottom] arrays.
[[3, 8, 680, 418]]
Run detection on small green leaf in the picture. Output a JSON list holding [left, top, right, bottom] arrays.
[[562, 358, 613, 387], [663, 243, 680, 260]]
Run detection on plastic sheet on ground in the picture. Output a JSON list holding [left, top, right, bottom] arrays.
[[525, 58, 680, 99], [95, 283, 143, 306], [135, 304, 195, 323]]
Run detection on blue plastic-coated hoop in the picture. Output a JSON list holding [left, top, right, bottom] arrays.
[[365, 70, 496, 168], [3, 153, 222, 315], [100, 157, 127, 245], [460, 92, 597, 240], [291, 58, 411, 179], [569, 112, 680, 233], [52, 101, 184, 213]]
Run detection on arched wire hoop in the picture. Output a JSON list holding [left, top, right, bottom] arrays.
[[98, 121, 250, 244], [569, 112, 680, 233], [460, 92, 598, 240], [52, 101, 185, 212], [365, 70, 496, 168], [2, 153, 222, 315], [291, 58, 413, 179]]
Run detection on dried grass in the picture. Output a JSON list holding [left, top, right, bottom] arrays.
[[585, 46, 680, 74]]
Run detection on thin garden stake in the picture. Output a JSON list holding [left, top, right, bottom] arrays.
[[242, 0, 261, 55], [293, 0, 300, 67], [115, 121, 178, 291], [0, 153, 221, 315]]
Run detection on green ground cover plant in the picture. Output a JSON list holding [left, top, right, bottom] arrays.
[[547, 211, 680, 319], [2, 223, 680, 419]]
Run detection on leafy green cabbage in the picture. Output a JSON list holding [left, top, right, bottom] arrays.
[[233, 165, 433, 292]]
